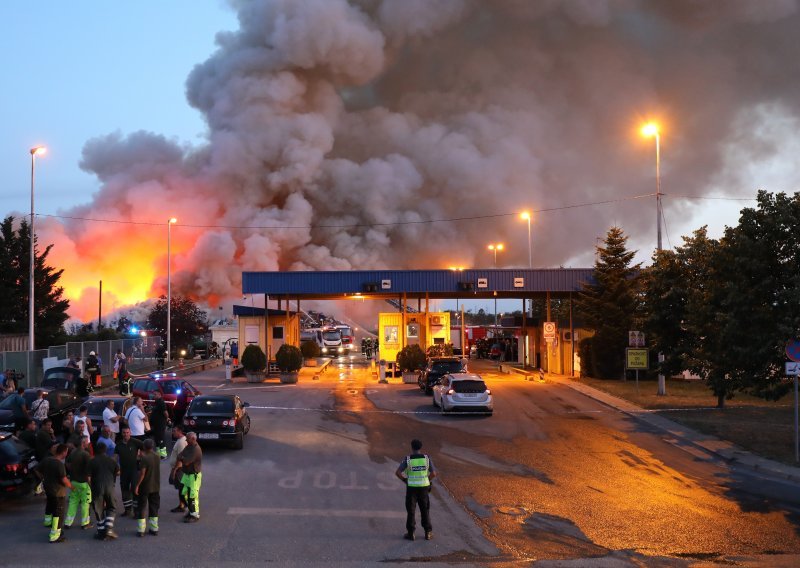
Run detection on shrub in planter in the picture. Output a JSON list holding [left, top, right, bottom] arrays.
[[241, 344, 267, 373], [397, 344, 426, 373], [300, 340, 321, 359], [426, 343, 454, 358], [275, 344, 303, 372]]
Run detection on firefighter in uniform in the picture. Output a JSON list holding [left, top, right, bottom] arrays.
[[89, 440, 120, 540], [175, 431, 203, 522], [395, 439, 437, 541]]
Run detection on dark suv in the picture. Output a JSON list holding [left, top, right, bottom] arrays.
[[418, 357, 467, 395], [131, 374, 200, 422]]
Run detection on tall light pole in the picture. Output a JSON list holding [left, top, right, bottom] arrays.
[[641, 122, 666, 396], [167, 217, 177, 361], [519, 212, 532, 268], [488, 243, 504, 334], [29, 146, 46, 351], [641, 122, 662, 251]]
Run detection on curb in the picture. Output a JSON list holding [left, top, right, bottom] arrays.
[[549, 374, 800, 485]]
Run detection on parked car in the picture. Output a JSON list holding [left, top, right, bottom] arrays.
[[432, 372, 493, 415], [0, 432, 38, 497], [418, 357, 467, 395], [183, 394, 251, 450], [41, 367, 81, 390], [0, 388, 82, 434], [132, 373, 200, 422]]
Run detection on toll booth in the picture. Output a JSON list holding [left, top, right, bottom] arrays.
[[378, 311, 451, 374], [235, 306, 301, 363]]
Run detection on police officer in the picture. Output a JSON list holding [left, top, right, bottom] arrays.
[[395, 439, 437, 541]]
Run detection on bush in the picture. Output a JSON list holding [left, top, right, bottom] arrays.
[[241, 344, 267, 373], [426, 343, 454, 358], [276, 344, 303, 372], [300, 340, 321, 359], [397, 344, 426, 372]]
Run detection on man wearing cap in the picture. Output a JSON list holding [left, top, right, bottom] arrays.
[[395, 439, 437, 541]]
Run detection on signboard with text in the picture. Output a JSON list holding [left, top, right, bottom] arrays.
[[626, 348, 649, 370], [543, 322, 556, 343]]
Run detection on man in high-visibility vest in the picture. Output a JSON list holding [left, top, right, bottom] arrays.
[[395, 439, 437, 541]]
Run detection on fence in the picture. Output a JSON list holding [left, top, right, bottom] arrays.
[[0, 336, 163, 389]]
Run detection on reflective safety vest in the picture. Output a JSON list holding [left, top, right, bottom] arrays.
[[405, 455, 431, 487]]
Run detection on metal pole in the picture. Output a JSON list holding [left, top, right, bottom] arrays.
[[29, 151, 36, 351], [167, 220, 172, 361], [795, 375, 799, 463], [656, 132, 662, 252], [98, 280, 102, 328], [527, 216, 532, 269]]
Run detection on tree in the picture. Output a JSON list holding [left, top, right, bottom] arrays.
[[146, 295, 208, 352], [575, 227, 642, 379], [0, 216, 70, 347]]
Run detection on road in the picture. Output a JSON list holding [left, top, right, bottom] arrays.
[[1, 355, 799, 566]]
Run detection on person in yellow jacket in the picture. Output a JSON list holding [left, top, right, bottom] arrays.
[[395, 439, 437, 541]]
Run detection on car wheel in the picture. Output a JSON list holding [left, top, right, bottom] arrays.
[[243, 415, 251, 435], [232, 432, 244, 450]]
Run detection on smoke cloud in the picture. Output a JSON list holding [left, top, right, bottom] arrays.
[[39, 0, 800, 321]]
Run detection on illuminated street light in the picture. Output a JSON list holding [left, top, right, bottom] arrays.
[[487, 243, 504, 268], [520, 212, 532, 268], [167, 217, 177, 361], [29, 146, 46, 351], [640, 122, 662, 251]]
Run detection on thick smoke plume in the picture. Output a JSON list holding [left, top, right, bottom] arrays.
[[39, 0, 800, 320]]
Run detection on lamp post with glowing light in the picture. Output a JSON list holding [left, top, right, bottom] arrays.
[[167, 217, 177, 361], [488, 243, 504, 333], [641, 122, 662, 251], [29, 146, 46, 351]]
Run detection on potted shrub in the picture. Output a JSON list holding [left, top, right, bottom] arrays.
[[397, 344, 426, 384], [241, 344, 267, 383], [300, 340, 321, 367], [276, 344, 303, 384]]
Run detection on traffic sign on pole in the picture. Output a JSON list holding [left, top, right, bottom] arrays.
[[786, 362, 800, 376], [786, 340, 800, 362]]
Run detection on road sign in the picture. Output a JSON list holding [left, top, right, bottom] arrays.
[[787, 362, 800, 376], [787, 340, 800, 362], [543, 322, 556, 343], [628, 331, 645, 347], [626, 348, 649, 370]]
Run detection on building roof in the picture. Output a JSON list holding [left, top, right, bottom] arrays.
[[233, 305, 297, 317], [242, 269, 593, 300]]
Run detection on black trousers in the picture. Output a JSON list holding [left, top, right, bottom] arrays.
[[45, 493, 66, 521], [151, 423, 166, 449], [120, 468, 137, 511], [92, 486, 116, 535], [405, 486, 432, 534], [137, 491, 160, 519]]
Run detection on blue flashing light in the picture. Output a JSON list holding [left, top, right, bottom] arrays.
[[176, 389, 182, 395]]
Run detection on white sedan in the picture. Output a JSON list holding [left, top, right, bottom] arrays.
[[432, 372, 493, 415]]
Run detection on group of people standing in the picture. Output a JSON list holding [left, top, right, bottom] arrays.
[[29, 396, 203, 544]]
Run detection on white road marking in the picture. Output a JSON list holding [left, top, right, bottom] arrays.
[[227, 507, 405, 519]]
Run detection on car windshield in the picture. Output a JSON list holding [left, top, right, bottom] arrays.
[[432, 361, 464, 373], [159, 380, 182, 394], [190, 398, 233, 414], [322, 331, 341, 341], [452, 380, 487, 393]]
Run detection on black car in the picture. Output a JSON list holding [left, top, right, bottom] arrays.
[[0, 432, 37, 497], [183, 395, 250, 450], [418, 357, 467, 395], [0, 388, 83, 435]]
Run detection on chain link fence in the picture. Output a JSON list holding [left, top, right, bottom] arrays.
[[1, 336, 163, 389]]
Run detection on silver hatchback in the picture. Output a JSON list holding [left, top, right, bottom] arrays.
[[432, 372, 493, 415]]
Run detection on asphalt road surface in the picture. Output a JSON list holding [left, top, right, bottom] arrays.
[[1, 355, 799, 567]]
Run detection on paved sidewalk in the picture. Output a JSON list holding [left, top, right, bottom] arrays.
[[547, 373, 800, 484]]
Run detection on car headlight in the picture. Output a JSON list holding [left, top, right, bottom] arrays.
[[338, 347, 344, 353], [322, 347, 328, 353]]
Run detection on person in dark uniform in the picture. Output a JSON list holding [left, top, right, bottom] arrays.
[[114, 426, 144, 517], [85, 351, 100, 391], [155, 344, 167, 370], [134, 439, 161, 537], [149, 390, 169, 459], [90, 440, 120, 540], [395, 439, 437, 541], [176, 432, 202, 523], [40, 444, 72, 543]]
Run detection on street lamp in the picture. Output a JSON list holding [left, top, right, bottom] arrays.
[[487, 243, 504, 267], [167, 217, 177, 361], [29, 146, 46, 351], [520, 212, 532, 268], [641, 122, 662, 251]]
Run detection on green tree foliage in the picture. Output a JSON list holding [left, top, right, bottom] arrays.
[[0, 216, 70, 347], [146, 295, 208, 353], [575, 227, 642, 379]]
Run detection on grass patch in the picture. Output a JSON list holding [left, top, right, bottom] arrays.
[[579, 377, 798, 466]]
